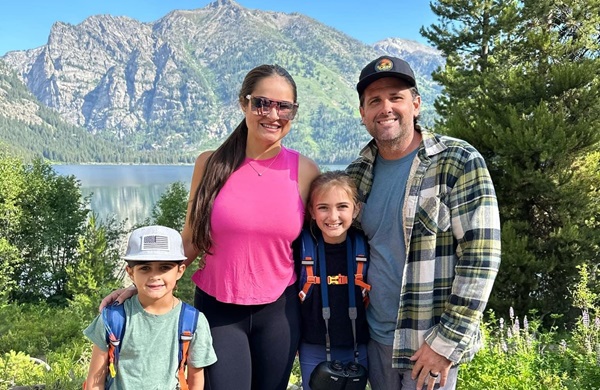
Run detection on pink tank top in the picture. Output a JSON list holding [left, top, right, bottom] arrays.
[[192, 146, 305, 304]]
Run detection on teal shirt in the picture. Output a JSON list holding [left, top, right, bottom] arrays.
[[84, 296, 217, 389], [347, 127, 501, 369], [362, 149, 418, 345]]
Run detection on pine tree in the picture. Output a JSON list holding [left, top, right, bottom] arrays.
[[422, 0, 600, 323]]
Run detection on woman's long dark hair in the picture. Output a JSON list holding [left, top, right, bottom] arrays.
[[189, 64, 298, 254]]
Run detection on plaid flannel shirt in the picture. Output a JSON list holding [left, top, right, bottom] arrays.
[[347, 127, 501, 368]]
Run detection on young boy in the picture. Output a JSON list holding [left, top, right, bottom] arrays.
[[84, 225, 217, 390]]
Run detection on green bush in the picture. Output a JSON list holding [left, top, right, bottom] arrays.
[[0, 301, 95, 357], [42, 339, 90, 390], [0, 351, 48, 390]]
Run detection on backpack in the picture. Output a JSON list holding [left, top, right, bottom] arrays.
[[88, 301, 199, 390], [297, 228, 371, 305]]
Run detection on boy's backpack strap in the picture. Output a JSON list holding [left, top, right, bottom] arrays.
[[177, 302, 199, 390], [101, 303, 127, 390], [298, 229, 320, 302]]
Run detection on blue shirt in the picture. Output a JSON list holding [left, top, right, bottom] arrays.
[[362, 149, 418, 345]]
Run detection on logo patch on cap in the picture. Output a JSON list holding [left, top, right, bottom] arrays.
[[141, 234, 169, 251], [375, 58, 393, 72]]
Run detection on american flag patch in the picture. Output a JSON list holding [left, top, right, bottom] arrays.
[[141, 234, 169, 251]]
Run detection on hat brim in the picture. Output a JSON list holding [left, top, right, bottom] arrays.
[[357, 72, 416, 96], [123, 253, 187, 262]]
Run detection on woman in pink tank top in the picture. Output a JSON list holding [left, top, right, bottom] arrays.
[[181, 64, 320, 390]]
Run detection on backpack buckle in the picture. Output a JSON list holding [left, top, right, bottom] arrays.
[[328, 275, 340, 284], [327, 274, 348, 285], [307, 276, 320, 284]]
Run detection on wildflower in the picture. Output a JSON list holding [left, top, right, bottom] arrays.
[[507, 328, 513, 339], [513, 316, 520, 334], [501, 339, 508, 353], [559, 339, 567, 352], [582, 309, 590, 328], [595, 316, 600, 331], [509, 307, 514, 321], [523, 316, 529, 332], [499, 317, 504, 330]]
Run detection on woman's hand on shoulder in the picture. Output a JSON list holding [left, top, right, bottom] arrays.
[[98, 285, 138, 312], [298, 154, 320, 206]]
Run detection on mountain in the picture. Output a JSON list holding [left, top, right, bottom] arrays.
[[0, 0, 444, 164], [0, 59, 125, 162]]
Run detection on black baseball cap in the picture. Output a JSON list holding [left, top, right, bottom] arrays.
[[356, 56, 417, 96]]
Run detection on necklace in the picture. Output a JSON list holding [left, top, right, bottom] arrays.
[[247, 150, 281, 177]]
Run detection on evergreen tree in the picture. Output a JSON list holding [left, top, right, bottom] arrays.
[[66, 214, 125, 301], [150, 182, 197, 304], [422, 0, 600, 323], [151, 182, 189, 230]]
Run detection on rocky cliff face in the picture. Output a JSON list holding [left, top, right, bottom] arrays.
[[1, 0, 444, 163], [4, 15, 175, 136], [0, 61, 44, 126]]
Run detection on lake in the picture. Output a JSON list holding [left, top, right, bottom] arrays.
[[53, 164, 347, 227]]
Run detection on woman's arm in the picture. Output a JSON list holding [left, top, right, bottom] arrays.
[[181, 151, 213, 267], [297, 154, 320, 206], [85, 345, 108, 390]]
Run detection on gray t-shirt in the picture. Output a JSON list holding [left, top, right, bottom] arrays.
[[362, 149, 417, 345], [84, 296, 217, 389]]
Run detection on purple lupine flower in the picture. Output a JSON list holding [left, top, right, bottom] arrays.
[[582, 310, 590, 328], [513, 316, 520, 335], [523, 316, 529, 332], [509, 307, 515, 321], [595, 316, 600, 330], [501, 339, 508, 353]]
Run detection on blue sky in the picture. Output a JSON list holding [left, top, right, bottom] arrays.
[[0, 0, 438, 56]]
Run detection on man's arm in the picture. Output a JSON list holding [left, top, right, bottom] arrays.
[[412, 152, 501, 389], [429, 153, 501, 360]]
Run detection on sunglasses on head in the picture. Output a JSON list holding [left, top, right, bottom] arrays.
[[246, 95, 299, 120]]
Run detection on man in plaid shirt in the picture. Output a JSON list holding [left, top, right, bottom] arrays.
[[347, 56, 501, 390]]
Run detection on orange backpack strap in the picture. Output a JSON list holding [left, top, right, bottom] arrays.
[[299, 256, 321, 301], [353, 233, 371, 306], [177, 330, 194, 390], [298, 229, 321, 302], [354, 257, 371, 291], [177, 303, 200, 390]]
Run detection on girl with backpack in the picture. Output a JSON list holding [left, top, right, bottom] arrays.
[[297, 171, 370, 390]]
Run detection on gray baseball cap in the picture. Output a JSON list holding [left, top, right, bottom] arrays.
[[123, 225, 187, 262]]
